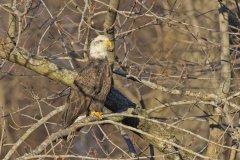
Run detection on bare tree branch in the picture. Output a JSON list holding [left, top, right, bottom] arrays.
[[3, 105, 66, 160], [103, 0, 119, 66]]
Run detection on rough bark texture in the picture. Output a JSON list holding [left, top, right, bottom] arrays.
[[206, 1, 233, 159]]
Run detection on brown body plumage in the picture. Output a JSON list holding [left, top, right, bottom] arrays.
[[63, 35, 112, 127]]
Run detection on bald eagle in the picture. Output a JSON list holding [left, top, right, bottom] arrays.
[[63, 35, 113, 127]]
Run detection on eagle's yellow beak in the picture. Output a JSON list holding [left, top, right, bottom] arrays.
[[104, 40, 112, 48]]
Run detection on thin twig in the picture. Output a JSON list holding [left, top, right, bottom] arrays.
[[3, 105, 66, 160]]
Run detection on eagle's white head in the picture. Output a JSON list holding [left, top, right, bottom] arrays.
[[89, 35, 112, 59]]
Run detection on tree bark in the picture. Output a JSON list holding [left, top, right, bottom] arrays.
[[206, 1, 234, 159], [103, 0, 120, 67]]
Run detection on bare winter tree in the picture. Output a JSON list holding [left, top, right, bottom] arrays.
[[1, 0, 240, 159]]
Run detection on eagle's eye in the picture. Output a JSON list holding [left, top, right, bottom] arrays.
[[94, 40, 103, 45]]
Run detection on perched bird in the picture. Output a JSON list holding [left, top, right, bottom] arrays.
[[63, 35, 113, 127]]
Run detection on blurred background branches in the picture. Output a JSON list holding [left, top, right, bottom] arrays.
[[1, 0, 240, 159]]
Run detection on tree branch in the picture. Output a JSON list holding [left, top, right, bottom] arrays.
[[3, 105, 66, 160], [103, 0, 120, 66], [0, 44, 77, 86]]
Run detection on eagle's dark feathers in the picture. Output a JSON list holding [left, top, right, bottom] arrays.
[[63, 58, 112, 127]]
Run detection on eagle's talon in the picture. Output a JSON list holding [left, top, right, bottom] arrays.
[[91, 111, 103, 120]]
